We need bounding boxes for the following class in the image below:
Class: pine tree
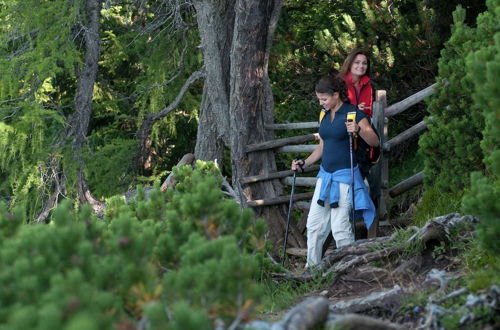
[0,1,202,216]
[0,0,81,217]
[461,0,500,256]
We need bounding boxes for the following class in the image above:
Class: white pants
[306,179,354,267]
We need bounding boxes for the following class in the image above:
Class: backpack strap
[318,109,329,124]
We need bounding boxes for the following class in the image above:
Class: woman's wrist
[299,159,306,172]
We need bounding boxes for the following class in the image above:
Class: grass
[412,185,463,227]
[399,287,433,314]
[461,237,500,292]
[386,147,425,222]
[258,272,333,321]
[368,227,424,258]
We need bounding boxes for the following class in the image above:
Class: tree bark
[71,0,104,213]
[34,0,104,222]
[193,0,300,250]
[193,0,234,162]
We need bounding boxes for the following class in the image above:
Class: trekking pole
[347,112,357,239]
[282,168,297,266]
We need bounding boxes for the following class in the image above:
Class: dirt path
[264,215,473,328]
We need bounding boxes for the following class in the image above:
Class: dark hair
[339,48,371,78]
[315,75,349,103]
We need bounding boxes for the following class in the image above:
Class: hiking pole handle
[347,111,358,138]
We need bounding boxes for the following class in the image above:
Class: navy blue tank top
[319,103,367,172]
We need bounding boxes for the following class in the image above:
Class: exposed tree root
[244,296,329,330]
[329,285,406,314]
[323,245,404,278]
[326,313,402,330]
[263,214,482,329]
[272,213,477,282]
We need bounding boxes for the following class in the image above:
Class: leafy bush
[0,162,268,329]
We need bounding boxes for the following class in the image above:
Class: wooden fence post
[368,91,388,237]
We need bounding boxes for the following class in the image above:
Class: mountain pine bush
[0,162,269,329]
[461,0,500,256]
[420,0,499,254]
[420,5,485,193]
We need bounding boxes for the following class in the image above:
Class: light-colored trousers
[306,178,354,267]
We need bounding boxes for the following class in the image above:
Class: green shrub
[461,0,500,257]
[419,5,486,193]
[0,162,267,329]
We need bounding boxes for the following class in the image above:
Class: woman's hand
[358,102,366,111]
[345,120,360,134]
[291,159,305,172]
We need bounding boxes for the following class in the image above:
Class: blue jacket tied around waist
[316,165,375,229]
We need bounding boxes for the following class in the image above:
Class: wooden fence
[242,83,438,237]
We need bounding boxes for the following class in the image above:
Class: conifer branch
[136,29,191,95]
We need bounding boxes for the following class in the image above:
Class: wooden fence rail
[277,145,317,153]
[282,176,317,187]
[389,171,424,198]
[245,133,319,153]
[240,165,320,184]
[385,83,437,117]
[383,118,430,152]
[246,192,314,207]
[264,122,318,130]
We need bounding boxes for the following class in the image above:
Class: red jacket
[343,73,373,118]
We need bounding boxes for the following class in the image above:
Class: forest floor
[257,214,499,329]
[262,250,460,326]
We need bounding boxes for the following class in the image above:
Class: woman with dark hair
[291,75,378,267]
[340,48,373,117]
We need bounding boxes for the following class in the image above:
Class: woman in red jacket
[340,49,373,118]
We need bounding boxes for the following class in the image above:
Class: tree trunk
[193,0,234,163]
[194,88,225,163]
[193,0,303,251]
[35,0,104,222]
[71,0,104,213]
